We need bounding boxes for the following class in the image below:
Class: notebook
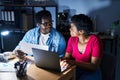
[32,48,67,72]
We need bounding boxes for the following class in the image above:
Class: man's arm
[57,35,66,58]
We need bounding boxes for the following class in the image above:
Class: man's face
[39,18,52,34]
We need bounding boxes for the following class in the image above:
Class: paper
[19,41,48,55]
[0,58,32,72]
[0,59,18,72]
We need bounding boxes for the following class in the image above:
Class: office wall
[58,0,120,35]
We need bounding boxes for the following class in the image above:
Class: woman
[61,14,103,80]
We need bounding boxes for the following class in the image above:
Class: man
[14,10,66,58]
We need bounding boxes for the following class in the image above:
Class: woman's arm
[63,53,102,71]
[75,57,101,71]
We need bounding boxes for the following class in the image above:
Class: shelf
[0,1,58,31]
[0,1,57,7]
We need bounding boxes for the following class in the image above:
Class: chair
[101,53,116,80]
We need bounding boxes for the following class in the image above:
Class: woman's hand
[60,60,69,69]
[60,59,76,69]
[66,59,76,66]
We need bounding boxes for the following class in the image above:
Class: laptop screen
[32,48,62,72]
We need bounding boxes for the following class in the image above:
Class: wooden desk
[0,62,76,80]
[0,58,17,80]
[0,58,28,80]
[27,64,76,80]
[0,72,17,80]
[0,72,29,80]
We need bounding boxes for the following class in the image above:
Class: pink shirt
[66,35,103,63]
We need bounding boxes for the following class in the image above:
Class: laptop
[32,48,67,72]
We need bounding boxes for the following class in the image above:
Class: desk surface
[27,64,76,80]
[0,58,20,80]
[0,60,76,80]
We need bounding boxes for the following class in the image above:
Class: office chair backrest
[101,53,116,80]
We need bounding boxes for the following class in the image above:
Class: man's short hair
[35,10,52,23]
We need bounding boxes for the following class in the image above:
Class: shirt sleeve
[57,34,66,58]
[21,31,31,42]
[92,37,103,58]
[13,28,36,52]
[13,31,30,52]
[66,37,73,54]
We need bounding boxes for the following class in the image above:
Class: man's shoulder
[51,28,62,35]
[51,28,65,39]
[23,27,39,37]
[29,27,39,31]
[26,27,39,33]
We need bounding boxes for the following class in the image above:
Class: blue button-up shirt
[15,27,66,58]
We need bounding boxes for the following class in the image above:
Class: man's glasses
[40,22,52,27]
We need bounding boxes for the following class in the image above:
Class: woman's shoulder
[89,34,102,43]
[90,34,101,40]
[69,36,79,41]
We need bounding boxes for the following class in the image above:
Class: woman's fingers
[60,60,70,68]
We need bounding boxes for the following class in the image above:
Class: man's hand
[15,50,34,63]
[15,50,26,60]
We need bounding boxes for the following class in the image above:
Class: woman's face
[70,23,79,37]
[39,18,52,34]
